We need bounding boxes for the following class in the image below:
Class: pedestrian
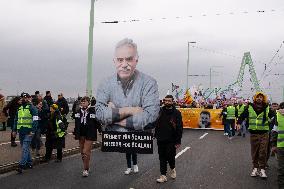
[56,93,69,128]
[236,99,247,137]
[44,91,54,107]
[221,101,237,139]
[90,97,102,135]
[95,38,160,175]
[44,104,66,162]
[237,92,275,178]
[12,93,38,173]
[71,96,81,119]
[0,93,8,131]
[73,96,100,177]
[219,102,228,135]
[31,98,43,156]
[3,96,22,147]
[155,95,183,183]
[271,102,284,188]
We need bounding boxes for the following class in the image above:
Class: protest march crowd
[1,38,284,188]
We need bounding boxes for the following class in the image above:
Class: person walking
[237,92,275,178]
[271,102,284,188]
[0,93,8,131]
[12,93,38,173]
[44,104,66,162]
[73,96,100,177]
[3,96,22,147]
[155,95,183,183]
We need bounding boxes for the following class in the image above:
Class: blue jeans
[225,119,235,137]
[19,134,32,166]
[31,128,41,150]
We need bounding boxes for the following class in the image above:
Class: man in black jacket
[155,95,183,183]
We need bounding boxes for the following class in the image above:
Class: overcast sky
[0,0,283,101]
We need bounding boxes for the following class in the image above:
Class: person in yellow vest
[44,104,66,162]
[221,101,237,139]
[236,99,247,137]
[271,102,284,188]
[237,92,275,179]
[12,93,39,173]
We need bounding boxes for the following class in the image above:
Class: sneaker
[242,134,246,137]
[224,133,228,136]
[156,175,167,183]
[16,165,23,174]
[26,164,33,169]
[124,168,132,175]
[237,133,241,136]
[11,142,17,147]
[82,170,89,177]
[169,168,176,179]
[259,169,267,179]
[250,168,259,177]
[133,165,139,173]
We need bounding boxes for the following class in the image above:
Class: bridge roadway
[0,130,278,189]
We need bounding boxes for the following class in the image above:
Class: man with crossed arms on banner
[95,38,160,175]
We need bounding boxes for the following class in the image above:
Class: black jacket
[155,106,183,144]
[56,97,69,115]
[73,107,100,140]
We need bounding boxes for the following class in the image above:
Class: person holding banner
[73,96,100,177]
[155,95,183,183]
[95,38,160,175]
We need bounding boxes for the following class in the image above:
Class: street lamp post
[86,0,95,98]
[187,41,196,90]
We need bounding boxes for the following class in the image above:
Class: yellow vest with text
[17,105,32,130]
[226,106,236,120]
[277,112,284,148]
[248,105,269,131]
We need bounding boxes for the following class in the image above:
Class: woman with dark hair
[73,96,100,177]
[3,96,22,146]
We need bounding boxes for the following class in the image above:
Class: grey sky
[0,0,283,101]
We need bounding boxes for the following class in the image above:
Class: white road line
[199,132,208,140]
[175,147,191,159]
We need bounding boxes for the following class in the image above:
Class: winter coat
[0,96,8,122]
[56,97,69,116]
[73,106,100,141]
[155,106,183,144]
[45,110,65,149]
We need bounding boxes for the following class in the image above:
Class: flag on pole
[171,83,180,92]
[183,89,193,104]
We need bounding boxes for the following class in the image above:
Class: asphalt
[0,123,101,173]
[0,130,278,189]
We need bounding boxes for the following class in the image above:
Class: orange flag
[183,89,193,104]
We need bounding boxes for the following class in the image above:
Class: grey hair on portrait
[115,38,139,57]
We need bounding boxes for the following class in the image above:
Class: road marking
[175,147,190,159]
[199,132,208,139]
